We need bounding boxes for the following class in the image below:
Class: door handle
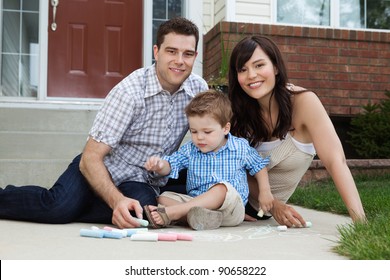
[51,0,59,31]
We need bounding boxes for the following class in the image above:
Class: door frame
[0,0,203,109]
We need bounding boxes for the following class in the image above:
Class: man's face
[154,32,198,93]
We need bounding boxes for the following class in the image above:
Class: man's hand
[270,199,306,227]
[112,196,144,229]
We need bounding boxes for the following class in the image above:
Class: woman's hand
[270,199,306,227]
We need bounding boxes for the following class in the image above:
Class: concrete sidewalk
[0,206,351,260]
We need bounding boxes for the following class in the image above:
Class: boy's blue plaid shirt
[163,133,270,204]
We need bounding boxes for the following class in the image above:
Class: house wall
[235,0,272,23]
[202,0,214,33]
[203,22,390,116]
[214,0,227,25]
[203,0,272,34]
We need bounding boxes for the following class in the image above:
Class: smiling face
[188,114,230,153]
[237,46,278,102]
[153,32,197,93]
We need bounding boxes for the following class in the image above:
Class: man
[0,17,208,229]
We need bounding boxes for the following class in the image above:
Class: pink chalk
[157,233,177,241]
[167,232,193,241]
[176,233,193,241]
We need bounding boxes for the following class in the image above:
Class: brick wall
[300,159,390,185]
[203,22,390,116]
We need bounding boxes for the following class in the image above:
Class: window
[277,0,330,26]
[1,0,39,97]
[363,0,390,29]
[276,0,390,30]
[152,0,184,62]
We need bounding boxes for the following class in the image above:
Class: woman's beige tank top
[250,134,316,209]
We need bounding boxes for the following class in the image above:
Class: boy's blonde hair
[185,90,232,127]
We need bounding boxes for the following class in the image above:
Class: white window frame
[274,0,390,31]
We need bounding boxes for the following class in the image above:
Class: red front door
[47,0,143,98]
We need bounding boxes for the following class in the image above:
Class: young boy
[144,90,272,230]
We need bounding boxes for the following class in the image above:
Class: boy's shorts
[159,182,245,227]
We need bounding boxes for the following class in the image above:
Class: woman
[228,35,366,226]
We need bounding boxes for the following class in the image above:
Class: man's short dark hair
[156,17,199,51]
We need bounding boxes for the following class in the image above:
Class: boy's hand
[259,190,274,213]
[144,156,163,172]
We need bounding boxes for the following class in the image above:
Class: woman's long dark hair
[229,35,293,146]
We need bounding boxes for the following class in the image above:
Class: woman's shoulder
[289,84,321,106]
[287,83,314,94]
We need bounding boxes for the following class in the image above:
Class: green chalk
[135,218,149,227]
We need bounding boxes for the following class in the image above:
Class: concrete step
[1,107,97,187]
[1,132,88,159]
[0,159,71,188]
[0,108,96,133]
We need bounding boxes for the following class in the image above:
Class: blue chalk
[80,229,104,238]
[125,228,148,237]
[102,230,123,239]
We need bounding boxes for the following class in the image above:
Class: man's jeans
[0,154,160,224]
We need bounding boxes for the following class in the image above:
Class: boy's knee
[210,183,228,194]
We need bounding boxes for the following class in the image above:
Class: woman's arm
[294,91,366,222]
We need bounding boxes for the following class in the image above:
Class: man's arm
[79,138,143,228]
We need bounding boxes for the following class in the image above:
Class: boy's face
[188,114,230,153]
[154,32,197,93]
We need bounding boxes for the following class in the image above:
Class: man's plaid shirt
[89,64,208,193]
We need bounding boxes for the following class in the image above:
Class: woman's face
[237,46,278,101]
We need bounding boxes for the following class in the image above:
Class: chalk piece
[103,230,123,239]
[90,226,100,231]
[277,225,287,231]
[257,209,264,218]
[175,233,193,241]
[305,221,312,228]
[102,226,127,237]
[80,229,104,238]
[115,229,128,237]
[124,228,149,237]
[135,218,149,227]
[158,233,177,241]
[168,232,193,241]
[130,233,158,241]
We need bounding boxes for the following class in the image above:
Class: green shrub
[348,90,390,158]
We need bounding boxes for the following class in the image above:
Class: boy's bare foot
[143,205,172,228]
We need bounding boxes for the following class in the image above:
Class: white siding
[235,0,272,23]
[203,0,214,33]
[202,0,273,33]
[214,0,227,24]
